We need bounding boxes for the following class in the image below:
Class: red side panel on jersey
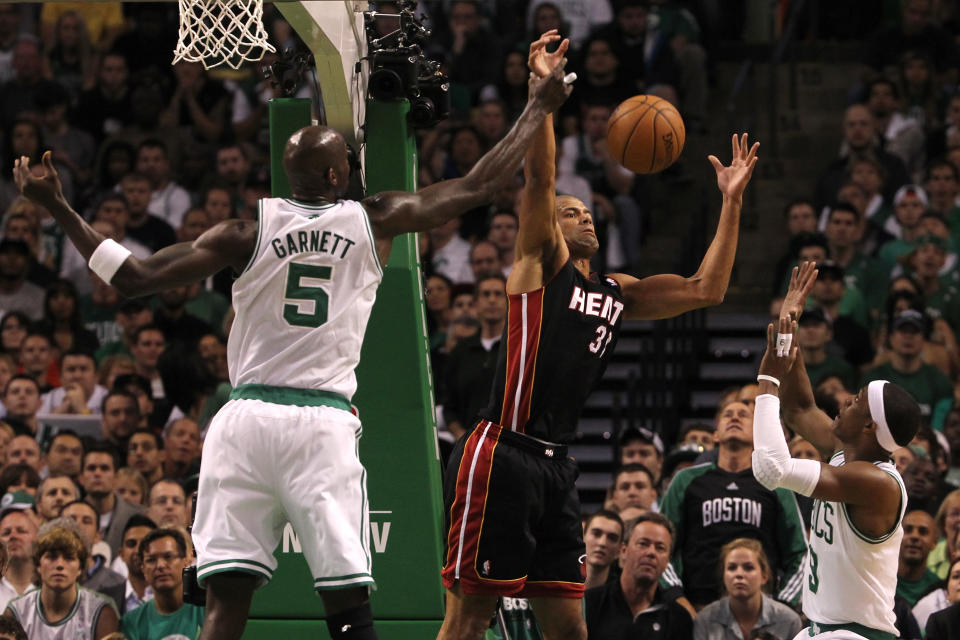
[499,289,545,434]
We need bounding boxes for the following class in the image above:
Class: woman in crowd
[924,555,960,639]
[38,279,99,354]
[3,525,118,637]
[0,313,30,359]
[114,467,148,506]
[694,538,802,640]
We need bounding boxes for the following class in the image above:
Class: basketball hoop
[173,0,276,70]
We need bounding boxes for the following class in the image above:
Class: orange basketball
[606,95,686,174]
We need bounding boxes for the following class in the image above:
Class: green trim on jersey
[239,201,265,276]
[839,467,906,544]
[808,620,897,639]
[283,198,339,210]
[229,384,352,410]
[359,204,384,278]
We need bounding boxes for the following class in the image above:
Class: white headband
[868,380,899,453]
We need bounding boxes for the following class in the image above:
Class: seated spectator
[39,350,106,415]
[95,298,152,364]
[100,390,141,450]
[5,438,42,476]
[526,0,611,48]
[2,206,57,288]
[865,76,925,181]
[120,527,203,639]
[114,468,147,508]
[796,306,857,391]
[145,480,188,530]
[17,331,58,394]
[0,239,45,321]
[905,455,946,516]
[694,537,802,640]
[677,423,714,450]
[196,334,228,384]
[126,431,163,488]
[41,10,97,104]
[876,285,957,377]
[2,376,41,436]
[648,0,707,125]
[79,444,145,558]
[0,507,38,609]
[3,522,119,636]
[34,475,79,524]
[161,419,201,481]
[162,61,230,144]
[114,373,173,432]
[583,509,623,590]
[44,430,83,481]
[897,510,942,606]
[609,463,658,512]
[111,514,157,609]
[815,104,910,209]
[80,272,123,349]
[915,552,960,630]
[0,313,28,361]
[37,280,99,355]
[878,184,930,266]
[560,34,638,126]
[97,355,135,391]
[487,211,518,276]
[585,512,692,639]
[928,489,960,578]
[899,50,944,134]
[921,555,960,638]
[862,309,954,418]
[136,139,190,230]
[58,504,125,611]
[478,50,528,122]
[900,234,960,338]
[618,427,664,486]
[151,287,213,351]
[118,173,177,254]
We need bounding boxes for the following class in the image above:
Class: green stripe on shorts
[230,384,351,410]
[809,621,897,640]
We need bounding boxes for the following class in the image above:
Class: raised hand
[708,133,759,200]
[13,151,65,208]
[781,261,819,323]
[528,29,569,78]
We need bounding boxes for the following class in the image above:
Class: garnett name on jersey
[271,229,357,260]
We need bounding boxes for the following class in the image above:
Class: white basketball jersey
[228,198,383,400]
[8,587,112,639]
[802,452,906,635]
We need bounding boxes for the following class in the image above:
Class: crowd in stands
[3,0,960,639]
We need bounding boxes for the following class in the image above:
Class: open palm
[709,133,759,199]
[528,29,569,78]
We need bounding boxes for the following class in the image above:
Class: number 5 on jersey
[283,262,332,328]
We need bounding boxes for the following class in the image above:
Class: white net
[173,0,276,70]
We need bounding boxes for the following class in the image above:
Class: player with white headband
[752,261,921,640]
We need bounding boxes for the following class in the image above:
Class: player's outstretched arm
[610,134,759,320]
[776,262,839,459]
[512,30,571,292]
[362,64,572,247]
[14,152,255,297]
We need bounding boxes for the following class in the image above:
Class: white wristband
[757,374,780,387]
[88,239,132,284]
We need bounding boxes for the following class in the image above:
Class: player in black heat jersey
[438,30,760,640]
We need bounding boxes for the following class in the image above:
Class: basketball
[606,95,686,174]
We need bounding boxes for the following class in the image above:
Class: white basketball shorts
[192,397,373,591]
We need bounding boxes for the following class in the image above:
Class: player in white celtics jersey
[751,262,921,640]
[12,66,572,640]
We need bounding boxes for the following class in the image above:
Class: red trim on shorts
[519,580,585,599]
[499,289,544,433]
[441,422,526,595]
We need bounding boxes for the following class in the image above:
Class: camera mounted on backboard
[363,0,450,129]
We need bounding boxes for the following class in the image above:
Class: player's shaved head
[283,125,351,202]
[556,194,588,213]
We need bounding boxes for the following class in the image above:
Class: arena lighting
[363,0,450,128]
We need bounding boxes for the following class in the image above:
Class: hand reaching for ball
[529,29,569,78]
[709,133,759,201]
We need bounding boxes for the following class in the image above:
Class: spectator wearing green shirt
[797,306,857,391]
[901,232,960,338]
[121,528,203,640]
[807,261,875,370]
[878,184,929,269]
[897,511,942,606]
[823,201,886,313]
[862,309,954,418]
